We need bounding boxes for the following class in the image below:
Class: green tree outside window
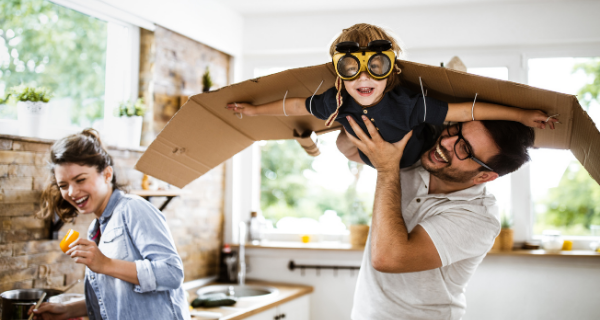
[0,0,107,126]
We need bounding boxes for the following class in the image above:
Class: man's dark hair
[480,120,535,177]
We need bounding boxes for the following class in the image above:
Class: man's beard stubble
[421,145,481,184]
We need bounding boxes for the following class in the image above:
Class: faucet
[238,221,246,286]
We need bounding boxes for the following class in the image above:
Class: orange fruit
[60,229,79,253]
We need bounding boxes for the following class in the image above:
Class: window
[0,0,107,128]
[259,131,376,236]
[528,57,600,236]
[253,67,375,236]
[0,0,140,141]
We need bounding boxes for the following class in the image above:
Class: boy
[227,23,556,168]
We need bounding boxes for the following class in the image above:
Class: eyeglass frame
[446,122,494,172]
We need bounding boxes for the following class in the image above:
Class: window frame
[0,0,152,141]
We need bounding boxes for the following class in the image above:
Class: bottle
[218,244,237,283]
[249,211,265,244]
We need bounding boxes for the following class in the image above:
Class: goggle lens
[337,56,360,78]
[368,54,391,77]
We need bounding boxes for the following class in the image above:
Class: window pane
[528,57,600,236]
[467,67,508,81]
[0,0,107,128]
[259,131,376,232]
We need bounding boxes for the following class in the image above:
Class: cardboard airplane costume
[135,61,600,189]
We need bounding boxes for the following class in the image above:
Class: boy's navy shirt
[306,85,448,168]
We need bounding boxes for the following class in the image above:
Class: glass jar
[541,230,564,252]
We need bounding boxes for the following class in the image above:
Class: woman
[32,129,190,320]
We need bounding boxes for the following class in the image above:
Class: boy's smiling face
[344,71,387,106]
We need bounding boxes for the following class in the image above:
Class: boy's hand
[520,109,559,129]
[226,102,257,116]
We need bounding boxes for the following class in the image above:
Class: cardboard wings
[135,60,600,188]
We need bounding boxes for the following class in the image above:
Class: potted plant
[0,84,52,138]
[492,213,514,251]
[114,98,146,148]
[202,67,213,93]
[348,201,370,247]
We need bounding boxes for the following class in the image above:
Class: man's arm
[345,115,442,273]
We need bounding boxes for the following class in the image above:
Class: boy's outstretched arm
[226,98,310,117]
[445,101,559,129]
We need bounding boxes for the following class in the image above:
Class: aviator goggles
[332,40,396,81]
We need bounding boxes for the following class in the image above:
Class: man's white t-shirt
[351,163,501,320]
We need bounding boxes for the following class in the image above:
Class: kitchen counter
[187,280,313,320]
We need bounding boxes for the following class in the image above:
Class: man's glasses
[446,123,494,172]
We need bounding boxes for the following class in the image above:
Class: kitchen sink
[196,285,279,300]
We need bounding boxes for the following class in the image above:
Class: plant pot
[117,116,143,148]
[499,228,514,251]
[17,101,49,138]
[349,224,369,247]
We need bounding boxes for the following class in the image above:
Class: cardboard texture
[135,60,600,188]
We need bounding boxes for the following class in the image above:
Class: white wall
[246,249,600,320]
[241,0,600,79]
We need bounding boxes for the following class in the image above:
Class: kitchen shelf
[131,189,190,211]
[487,249,600,258]
[232,241,365,251]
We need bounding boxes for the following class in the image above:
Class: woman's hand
[225,102,257,117]
[29,302,69,320]
[520,109,559,129]
[66,238,111,274]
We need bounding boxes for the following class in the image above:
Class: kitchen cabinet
[243,295,310,320]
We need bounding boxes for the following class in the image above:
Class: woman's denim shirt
[84,190,190,320]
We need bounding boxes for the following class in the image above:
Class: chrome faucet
[238,221,246,286]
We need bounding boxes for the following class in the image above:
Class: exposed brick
[1,216,47,230]
[12,141,51,152]
[0,176,33,190]
[2,229,46,243]
[0,164,48,177]
[0,203,36,217]
[0,279,33,292]
[0,266,37,283]
[33,177,47,191]
[0,139,12,150]
[37,275,66,288]
[0,150,47,165]
[0,190,41,204]
[26,251,71,267]
[48,261,83,278]
[0,256,28,272]
[0,243,12,257]
[13,240,61,256]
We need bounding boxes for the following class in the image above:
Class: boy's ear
[473,171,498,185]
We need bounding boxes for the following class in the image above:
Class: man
[341,115,535,319]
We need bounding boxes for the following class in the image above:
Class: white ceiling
[217,0,567,15]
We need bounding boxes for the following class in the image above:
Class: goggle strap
[325,77,344,127]
[419,77,427,122]
[309,79,325,116]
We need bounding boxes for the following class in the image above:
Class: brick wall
[0,135,225,294]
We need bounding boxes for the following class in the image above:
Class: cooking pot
[0,289,62,320]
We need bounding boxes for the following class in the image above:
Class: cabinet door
[276,295,310,320]
[244,307,278,320]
